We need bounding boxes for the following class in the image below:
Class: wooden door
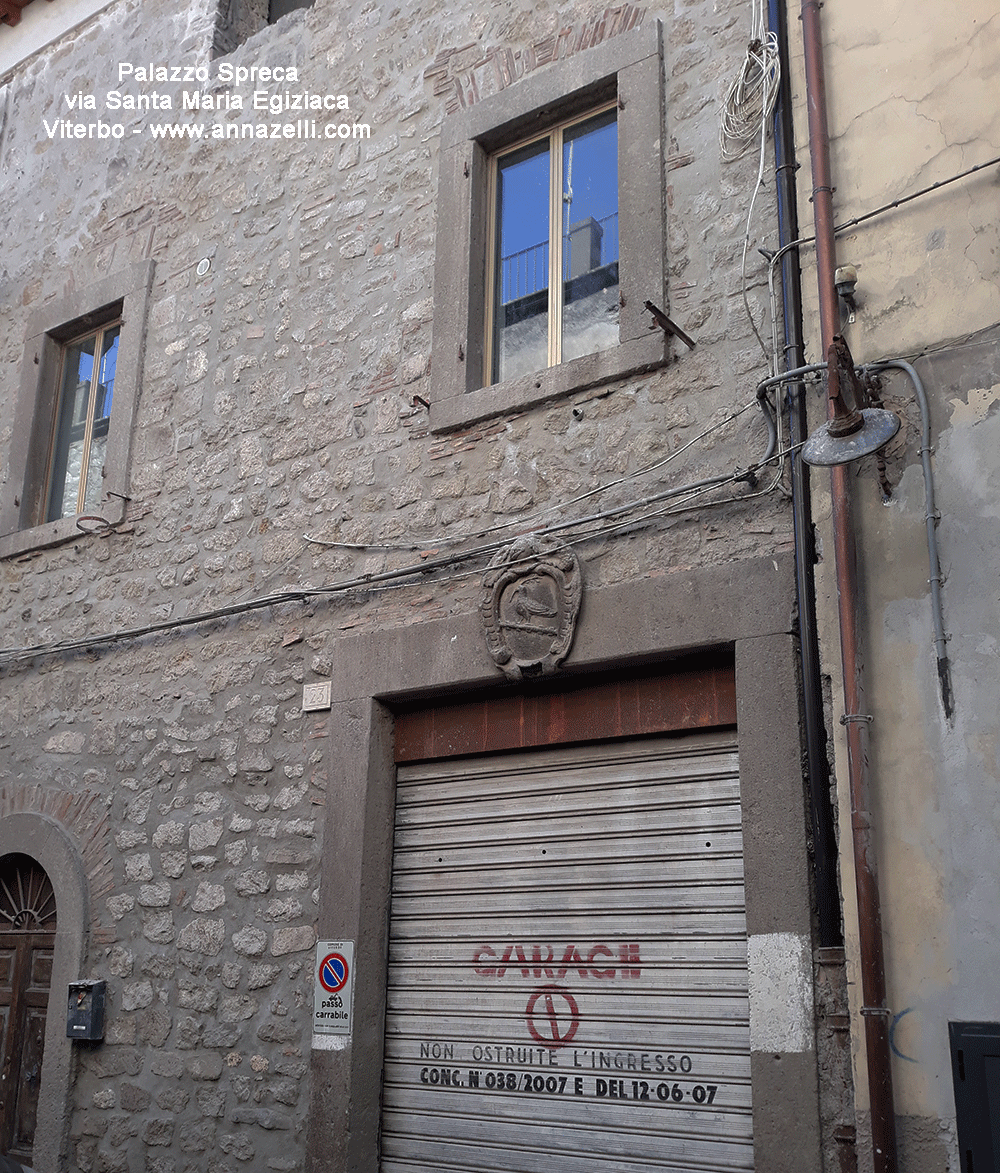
[0,855,57,1166]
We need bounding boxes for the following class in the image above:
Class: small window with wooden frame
[45,313,122,523]
[487,104,619,385]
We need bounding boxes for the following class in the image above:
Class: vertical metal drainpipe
[766,0,842,951]
[798,2,899,1171]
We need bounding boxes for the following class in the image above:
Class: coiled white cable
[720,1,780,163]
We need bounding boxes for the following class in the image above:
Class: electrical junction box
[66,979,106,1040]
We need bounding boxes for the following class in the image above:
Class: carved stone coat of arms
[480,536,582,679]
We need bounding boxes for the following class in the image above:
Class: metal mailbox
[66,979,106,1041]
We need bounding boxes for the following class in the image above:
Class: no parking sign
[313,940,355,1037]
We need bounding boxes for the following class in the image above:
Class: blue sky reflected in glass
[492,109,618,382]
[97,328,120,418]
[562,109,617,259]
[496,110,618,303]
[497,139,550,301]
[75,350,94,385]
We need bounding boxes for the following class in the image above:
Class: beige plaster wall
[787,2,1000,1169]
[788,0,999,364]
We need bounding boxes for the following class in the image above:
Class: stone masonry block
[120,980,154,1011]
[187,1052,225,1081]
[233,926,268,957]
[191,882,227,912]
[270,926,316,956]
[189,818,224,851]
[177,918,226,956]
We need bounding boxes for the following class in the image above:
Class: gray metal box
[67,979,106,1041]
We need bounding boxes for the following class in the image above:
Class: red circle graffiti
[525,985,580,1047]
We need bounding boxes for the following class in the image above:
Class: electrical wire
[0,410,788,669]
[720,1,781,377]
[7,119,988,674]
[306,438,806,605]
[831,153,1000,238]
[324,3,985,571]
[739,108,777,370]
[874,322,1000,368]
[720,2,780,164]
[717,0,784,500]
[302,398,761,552]
[765,153,1000,365]
[863,359,953,718]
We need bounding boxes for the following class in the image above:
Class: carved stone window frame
[429,21,669,433]
[0,259,153,560]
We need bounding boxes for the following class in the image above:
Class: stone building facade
[0,0,993,1170]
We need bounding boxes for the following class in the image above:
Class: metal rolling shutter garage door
[381,729,752,1172]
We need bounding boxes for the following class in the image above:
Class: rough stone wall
[213,1,271,60]
[1,621,325,1172]
[0,0,803,1170]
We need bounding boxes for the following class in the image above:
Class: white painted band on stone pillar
[312,1033,349,1051]
[747,932,813,1053]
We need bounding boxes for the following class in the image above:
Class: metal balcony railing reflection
[500,213,619,304]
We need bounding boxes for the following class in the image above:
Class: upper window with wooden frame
[489,104,619,385]
[430,21,668,433]
[45,315,121,523]
[0,260,153,560]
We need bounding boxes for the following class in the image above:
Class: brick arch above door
[0,786,113,944]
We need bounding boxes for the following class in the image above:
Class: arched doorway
[0,854,57,1166]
